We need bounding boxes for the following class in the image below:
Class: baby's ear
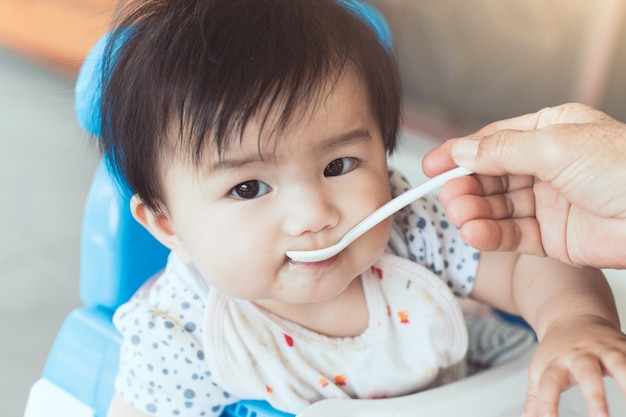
[130,195,193,263]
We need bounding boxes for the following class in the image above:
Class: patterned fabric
[113,258,236,417]
[387,169,478,297]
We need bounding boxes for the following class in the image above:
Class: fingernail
[451,138,479,161]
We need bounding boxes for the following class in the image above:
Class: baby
[97,1,626,417]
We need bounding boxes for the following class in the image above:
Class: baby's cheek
[195,249,269,299]
[365,218,393,257]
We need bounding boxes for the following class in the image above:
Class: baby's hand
[524,315,626,417]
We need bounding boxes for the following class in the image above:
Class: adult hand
[422,103,626,269]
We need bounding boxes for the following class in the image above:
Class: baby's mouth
[287,253,340,269]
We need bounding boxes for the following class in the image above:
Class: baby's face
[160,72,392,316]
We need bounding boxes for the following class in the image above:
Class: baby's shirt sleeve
[387,169,480,297]
[112,276,238,417]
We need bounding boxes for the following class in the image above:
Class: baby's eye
[324,157,359,177]
[229,180,272,199]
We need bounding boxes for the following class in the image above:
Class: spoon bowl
[286,167,472,262]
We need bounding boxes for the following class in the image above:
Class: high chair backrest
[75,33,170,313]
[79,160,170,311]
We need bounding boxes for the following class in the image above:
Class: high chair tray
[297,346,626,417]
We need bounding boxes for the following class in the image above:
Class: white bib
[202,253,468,414]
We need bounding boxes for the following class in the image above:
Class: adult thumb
[450,129,545,177]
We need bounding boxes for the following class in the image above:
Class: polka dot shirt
[387,169,478,297]
[113,266,237,416]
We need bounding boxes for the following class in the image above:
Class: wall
[0,0,115,74]
[371,0,626,129]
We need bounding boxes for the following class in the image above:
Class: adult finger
[459,218,546,257]
[424,103,603,178]
[445,188,536,226]
[422,139,458,177]
[438,174,534,206]
[532,180,572,265]
[449,128,559,178]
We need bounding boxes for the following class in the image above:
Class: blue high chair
[23,2,393,417]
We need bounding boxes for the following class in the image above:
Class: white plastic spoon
[286,166,472,263]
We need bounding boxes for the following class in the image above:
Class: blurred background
[371,0,626,129]
[2,0,626,416]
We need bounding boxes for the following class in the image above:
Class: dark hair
[100,0,402,212]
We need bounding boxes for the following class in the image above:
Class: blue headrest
[340,0,393,51]
[75,33,107,137]
[74,1,393,138]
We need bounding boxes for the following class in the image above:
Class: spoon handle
[287,167,472,262]
[341,167,472,245]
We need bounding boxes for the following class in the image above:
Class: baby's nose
[282,189,339,237]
